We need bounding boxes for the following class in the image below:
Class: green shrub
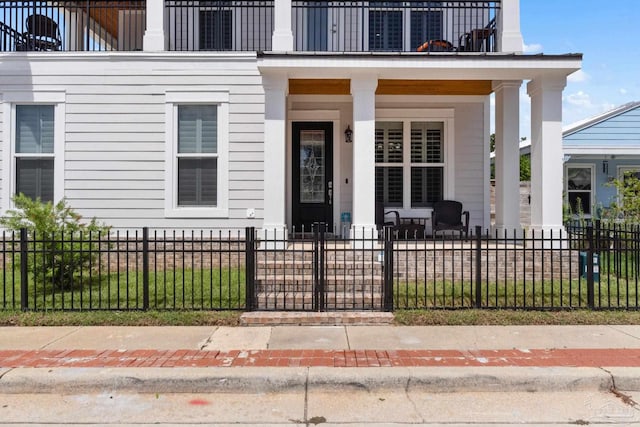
[0,194,110,290]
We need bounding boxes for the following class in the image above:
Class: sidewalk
[1,324,640,394]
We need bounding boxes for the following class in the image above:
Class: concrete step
[253,292,384,311]
[240,311,394,325]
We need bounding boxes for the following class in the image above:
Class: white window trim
[375,108,455,212]
[564,163,595,218]
[164,90,229,218]
[1,91,66,214]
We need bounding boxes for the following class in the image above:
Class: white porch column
[272,0,294,51]
[527,75,567,236]
[497,0,523,53]
[350,75,378,242]
[493,80,522,236]
[143,0,166,51]
[262,73,289,244]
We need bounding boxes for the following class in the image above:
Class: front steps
[254,249,386,311]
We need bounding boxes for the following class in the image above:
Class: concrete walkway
[2,324,640,425]
[1,324,640,394]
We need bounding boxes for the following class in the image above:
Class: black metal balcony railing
[1,0,146,52]
[165,0,275,52]
[1,1,500,53]
[293,0,500,53]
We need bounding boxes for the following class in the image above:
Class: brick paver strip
[0,349,639,368]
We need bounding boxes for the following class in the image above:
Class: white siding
[0,55,265,230]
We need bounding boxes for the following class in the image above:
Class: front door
[292,122,334,232]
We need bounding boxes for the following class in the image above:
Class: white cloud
[565,90,593,108]
[619,88,628,95]
[523,42,543,54]
[567,69,590,83]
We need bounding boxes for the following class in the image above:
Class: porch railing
[293,0,500,53]
[2,1,500,53]
[1,0,146,52]
[3,221,637,312]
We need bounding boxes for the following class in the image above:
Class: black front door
[292,122,333,231]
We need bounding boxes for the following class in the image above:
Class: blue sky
[515,0,640,139]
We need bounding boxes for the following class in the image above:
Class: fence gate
[249,223,391,312]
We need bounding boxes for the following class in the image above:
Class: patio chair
[431,200,470,238]
[375,201,400,237]
[21,14,62,51]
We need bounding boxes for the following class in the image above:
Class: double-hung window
[165,91,228,218]
[375,112,452,210]
[15,105,55,202]
[177,105,218,206]
[2,92,65,213]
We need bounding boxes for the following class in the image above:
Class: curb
[1,366,636,394]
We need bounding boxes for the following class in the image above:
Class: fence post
[312,223,319,311]
[245,227,256,311]
[474,225,482,309]
[318,222,326,312]
[586,225,595,309]
[20,228,28,311]
[383,226,394,312]
[142,227,149,311]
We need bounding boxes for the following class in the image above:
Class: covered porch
[258,53,582,243]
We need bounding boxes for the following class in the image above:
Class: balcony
[1,1,501,53]
[0,1,146,52]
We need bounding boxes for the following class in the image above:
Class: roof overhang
[564,147,640,157]
[258,52,583,81]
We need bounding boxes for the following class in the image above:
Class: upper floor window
[199,8,233,50]
[15,105,55,202]
[369,1,443,51]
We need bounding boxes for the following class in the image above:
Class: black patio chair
[375,201,400,238]
[20,14,62,51]
[431,200,470,238]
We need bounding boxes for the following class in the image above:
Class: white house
[0,0,581,240]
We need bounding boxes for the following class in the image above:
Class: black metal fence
[1,221,639,312]
[1,0,146,52]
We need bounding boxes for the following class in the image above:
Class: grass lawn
[394,276,639,310]
[0,267,246,311]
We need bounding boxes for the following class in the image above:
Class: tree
[490,134,530,181]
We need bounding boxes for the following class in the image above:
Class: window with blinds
[375,120,445,209]
[375,122,404,207]
[15,105,54,202]
[177,105,218,206]
[411,122,444,207]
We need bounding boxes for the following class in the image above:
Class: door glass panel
[300,130,325,203]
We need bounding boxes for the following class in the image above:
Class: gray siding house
[0,1,581,240]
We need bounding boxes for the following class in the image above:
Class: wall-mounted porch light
[603,160,609,175]
[344,125,353,143]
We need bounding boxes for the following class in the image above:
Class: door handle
[328,181,333,205]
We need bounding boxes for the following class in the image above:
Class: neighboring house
[563,101,640,217]
[0,0,581,239]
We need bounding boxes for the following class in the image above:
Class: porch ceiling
[64,2,143,40]
[259,53,583,81]
[289,79,493,95]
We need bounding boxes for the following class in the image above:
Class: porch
[0,0,509,53]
